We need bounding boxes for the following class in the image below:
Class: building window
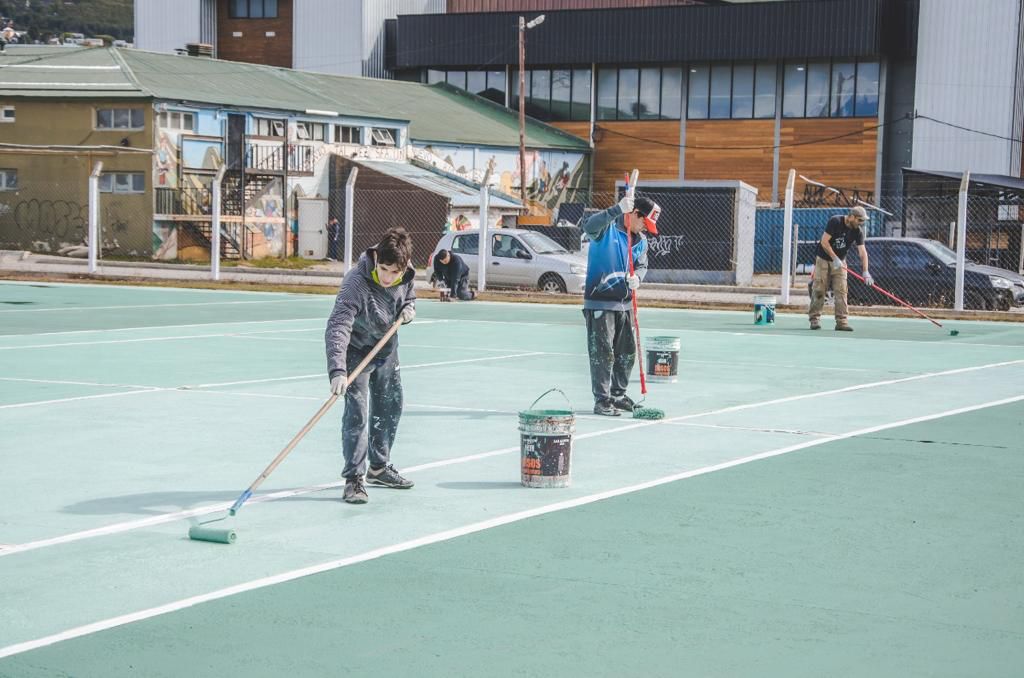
[437,69,507,106]
[805,62,830,117]
[661,67,682,120]
[753,62,776,119]
[96,108,144,130]
[446,70,467,90]
[855,61,880,117]
[466,71,486,95]
[638,67,660,120]
[708,64,731,119]
[783,62,805,118]
[296,121,326,141]
[254,117,285,137]
[370,128,397,146]
[571,69,591,121]
[335,125,361,144]
[596,68,617,121]
[551,69,571,121]
[831,62,856,117]
[427,69,444,85]
[157,111,195,131]
[230,0,278,19]
[99,172,145,194]
[687,64,709,119]
[731,63,754,119]
[616,68,638,119]
[0,169,17,190]
[0,106,14,123]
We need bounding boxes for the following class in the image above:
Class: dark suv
[810,238,1024,311]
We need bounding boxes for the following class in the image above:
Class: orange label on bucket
[521,456,542,475]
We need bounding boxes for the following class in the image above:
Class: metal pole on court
[781,168,796,304]
[211,165,226,281]
[344,167,358,275]
[954,170,970,311]
[88,161,103,274]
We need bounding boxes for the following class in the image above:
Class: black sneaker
[593,399,621,416]
[835,324,854,332]
[367,464,414,489]
[343,476,368,504]
[611,395,635,412]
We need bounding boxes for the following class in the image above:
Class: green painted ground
[1,281,1023,677]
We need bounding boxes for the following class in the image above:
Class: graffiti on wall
[0,198,87,250]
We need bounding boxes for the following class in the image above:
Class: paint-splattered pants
[341,349,403,479]
[583,309,636,403]
[808,256,849,325]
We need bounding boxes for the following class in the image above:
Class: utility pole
[518,14,544,210]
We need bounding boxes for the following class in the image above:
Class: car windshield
[518,231,568,254]
[917,240,959,266]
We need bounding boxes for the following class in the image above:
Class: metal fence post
[780,169,796,304]
[344,168,358,274]
[478,160,495,293]
[211,165,226,281]
[954,170,970,311]
[87,161,103,273]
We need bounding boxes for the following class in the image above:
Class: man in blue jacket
[581,193,661,416]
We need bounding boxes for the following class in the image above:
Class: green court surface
[1,280,1022,677]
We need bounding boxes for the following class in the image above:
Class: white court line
[0,351,549,408]
[0,299,319,314]
[0,377,153,390]
[0,389,164,410]
[0,321,444,349]
[0,317,327,339]
[2,393,1022,659]
[4,357,1021,557]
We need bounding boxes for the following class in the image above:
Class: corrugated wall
[135,0,203,53]
[363,0,446,78]
[913,0,1023,174]
[292,0,444,78]
[293,0,364,76]
[446,0,702,11]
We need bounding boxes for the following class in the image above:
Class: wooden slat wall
[547,121,590,142]
[217,0,293,68]
[779,118,878,197]
[592,120,680,197]
[684,120,776,200]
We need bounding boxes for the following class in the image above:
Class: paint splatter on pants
[341,349,403,479]
[583,308,636,403]
[808,256,849,324]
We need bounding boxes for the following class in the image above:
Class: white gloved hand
[863,271,874,287]
[400,304,416,324]
[330,375,347,396]
[617,194,635,216]
[626,274,640,290]
[832,257,845,270]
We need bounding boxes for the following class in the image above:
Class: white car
[430,228,587,294]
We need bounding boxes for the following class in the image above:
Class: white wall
[293,0,364,76]
[134,0,203,53]
[913,0,1023,174]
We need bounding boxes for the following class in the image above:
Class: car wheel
[539,273,567,294]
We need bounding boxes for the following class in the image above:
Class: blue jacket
[582,204,648,311]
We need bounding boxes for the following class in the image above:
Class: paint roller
[188,318,405,544]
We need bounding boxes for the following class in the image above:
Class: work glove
[617,194,634,216]
[832,257,845,270]
[863,271,874,287]
[626,274,640,290]
[400,304,416,324]
[329,375,347,396]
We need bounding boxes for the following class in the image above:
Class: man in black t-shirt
[430,249,475,300]
[809,206,873,331]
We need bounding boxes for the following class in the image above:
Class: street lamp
[518,13,545,209]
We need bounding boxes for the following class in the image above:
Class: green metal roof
[0,46,588,151]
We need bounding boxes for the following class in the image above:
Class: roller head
[632,406,665,420]
[188,525,237,544]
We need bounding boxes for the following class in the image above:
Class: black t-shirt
[432,252,469,289]
[816,215,864,261]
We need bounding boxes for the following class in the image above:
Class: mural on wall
[413,145,589,219]
[154,131,178,189]
[445,213,472,232]
[181,138,223,171]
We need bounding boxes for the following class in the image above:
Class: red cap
[636,199,661,235]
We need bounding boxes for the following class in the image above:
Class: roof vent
[185,43,214,58]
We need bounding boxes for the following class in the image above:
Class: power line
[915,114,1024,145]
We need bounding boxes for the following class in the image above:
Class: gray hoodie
[325,247,416,381]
